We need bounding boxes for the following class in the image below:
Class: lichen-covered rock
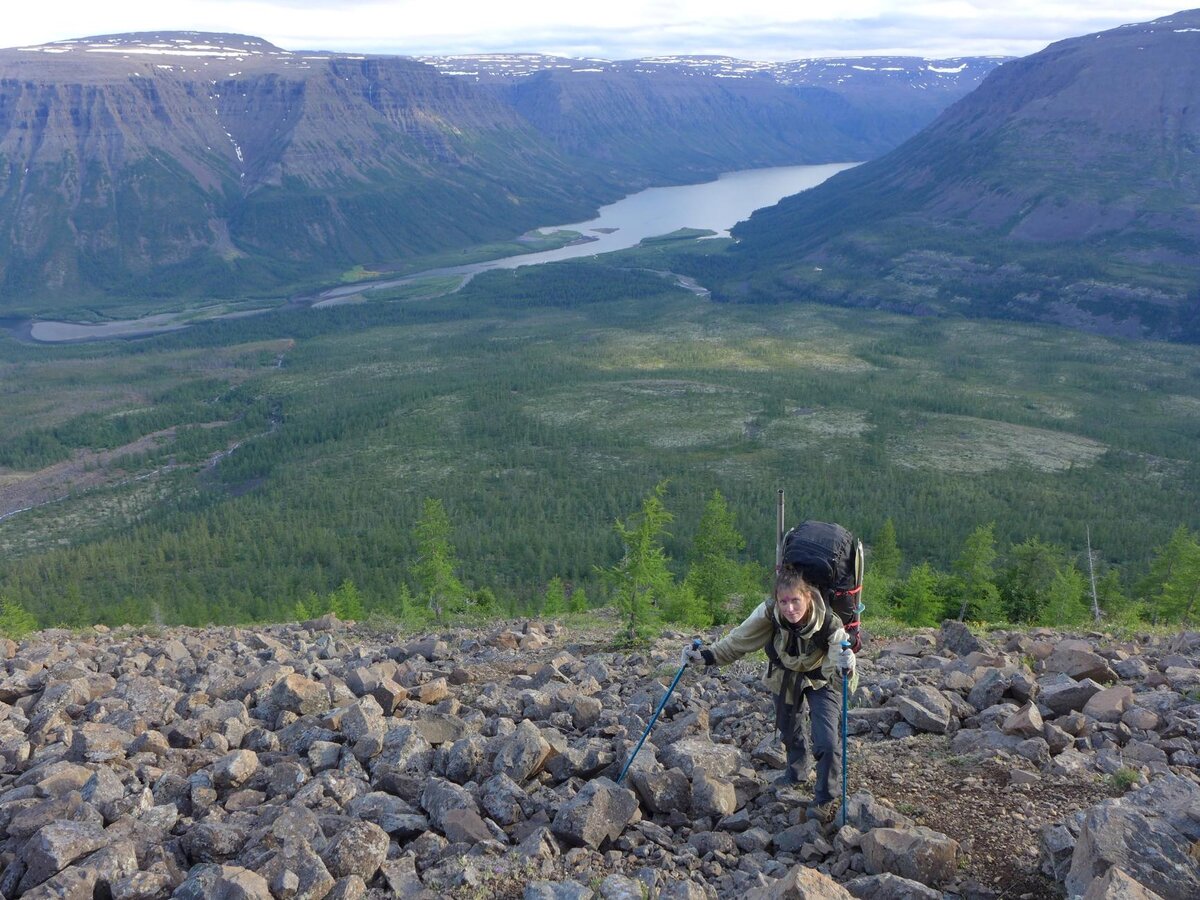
[321,819,389,881]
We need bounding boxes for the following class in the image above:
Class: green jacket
[706,597,853,701]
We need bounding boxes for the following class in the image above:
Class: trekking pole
[617,638,701,785]
[840,638,850,828]
[775,489,785,572]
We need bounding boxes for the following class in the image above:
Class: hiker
[682,564,855,823]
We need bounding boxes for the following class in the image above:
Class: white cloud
[2,1,1188,60]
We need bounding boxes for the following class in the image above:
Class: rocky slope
[726,10,1200,342]
[0,33,1002,312]
[0,614,1197,899]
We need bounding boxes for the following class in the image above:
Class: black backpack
[780,520,864,652]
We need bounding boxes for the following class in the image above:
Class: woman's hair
[774,565,817,603]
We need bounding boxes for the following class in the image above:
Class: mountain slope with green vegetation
[0,33,1004,315]
[1,247,1196,628]
[0,34,616,313]
[721,10,1200,342]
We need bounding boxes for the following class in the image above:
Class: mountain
[420,54,1007,181]
[0,33,616,309]
[724,11,1200,342]
[0,33,1003,312]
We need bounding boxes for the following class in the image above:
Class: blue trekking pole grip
[617,638,701,785]
[840,638,850,828]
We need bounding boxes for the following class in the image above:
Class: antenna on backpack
[775,489,785,573]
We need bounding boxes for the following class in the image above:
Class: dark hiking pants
[781,682,842,805]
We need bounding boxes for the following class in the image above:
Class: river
[12,162,855,342]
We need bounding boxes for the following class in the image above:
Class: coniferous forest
[1,243,1198,635]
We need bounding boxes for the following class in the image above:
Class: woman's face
[775,587,812,624]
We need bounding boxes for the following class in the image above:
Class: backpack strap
[763,602,781,676]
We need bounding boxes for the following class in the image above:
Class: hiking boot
[773,768,813,788]
[806,799,839,825]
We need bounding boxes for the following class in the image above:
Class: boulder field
[0,616,1197,899]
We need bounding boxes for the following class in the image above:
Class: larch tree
[685,489,758,625]
[604,481,675,643]
[953,523,1002,623]
[412,498,467,622]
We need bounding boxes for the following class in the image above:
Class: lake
[17,162,855,341]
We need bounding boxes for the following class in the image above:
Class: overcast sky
[5,2,1191,60]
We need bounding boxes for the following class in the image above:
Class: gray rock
[847,708,901,735]
[19,820,109,892]
[845,792,914,831]
[326,875,367,900]
[1040,821,1078,881]
[688,830,736,856]
[212,749,259,790]
[967,669,1011,712]
[370,724,433,784]
[1002,701,1044,738]
[1066,775,1200,900]
[269,675,331,718]
[1043,643,1117,683]
[1081,867,1167,899]
[843,871,943,899]
[493,719,554,782]
[598,873,647,900]
[444,733,486,783]
[1081,685,1133,723]
[69,722,133,763]
[1040,676,1104,716]
[551,777,639,850]
[481,772,529,826]
[412,710,467,745]
[890,686,953,734]
[379,858,438,899]
[570,696,603,731]
[111,871,173,900]
[420,777,479,833]
[660,736,742,777]
[691,770,737,818]
[261,839,335,900]
[346,792,429,839]
[745,862,854,898]
[630,765,691,815]
[321,819,389,881]
[938,621,989,657]
[524,880,595,900]
[860,826,960,888]
[181,821,248,863]
[545,739,615,782]
[171,863,273,900]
